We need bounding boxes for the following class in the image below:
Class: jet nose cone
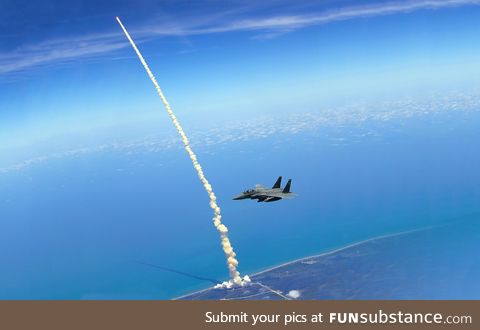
[232,194,244,200]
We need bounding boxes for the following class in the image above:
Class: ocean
[0,108,479,299]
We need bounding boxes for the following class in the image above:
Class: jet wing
[257,192,296,199]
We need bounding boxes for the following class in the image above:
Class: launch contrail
[116,17,249,287]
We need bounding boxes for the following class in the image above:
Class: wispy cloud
[161,0,480,39]
[2,89,479,174]
[203,0,480,34]
[0,34,127,74]
[1,0,479,75]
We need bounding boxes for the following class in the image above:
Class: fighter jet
[233,176,295,203]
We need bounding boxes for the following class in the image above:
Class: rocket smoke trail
[116,17,249,287]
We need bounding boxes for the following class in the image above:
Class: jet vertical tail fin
[272,176,282,189]
[282,179,292,193]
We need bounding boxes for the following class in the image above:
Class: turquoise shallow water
[0,111,479,299]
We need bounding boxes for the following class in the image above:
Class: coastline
[173,225,438,300]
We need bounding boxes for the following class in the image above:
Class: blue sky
[2,0,480,150]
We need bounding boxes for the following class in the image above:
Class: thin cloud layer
[1,89,479,174]
[1,0,479,75]
[0,34,126,74]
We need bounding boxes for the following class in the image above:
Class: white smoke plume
[116,17,249,287]
[287,290,301,299]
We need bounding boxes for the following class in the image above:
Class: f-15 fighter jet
[233,176,295,203]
